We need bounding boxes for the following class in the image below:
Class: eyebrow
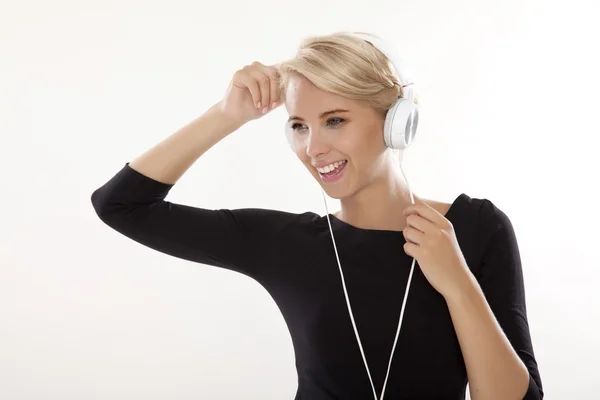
[287,109,350,123]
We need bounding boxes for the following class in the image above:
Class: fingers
[267,65,281,109]
[243,62,281,113]
[249,62,268,111]
[234,68,261,108]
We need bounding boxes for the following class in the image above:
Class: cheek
[344,128,381,163]
[367,122,386,147]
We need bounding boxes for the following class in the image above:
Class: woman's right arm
[127,102,245,185]
[90,62,291,280]
[127,60,282,184]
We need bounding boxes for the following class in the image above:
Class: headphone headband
[345,32,416,101]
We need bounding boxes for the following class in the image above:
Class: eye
[326,117,345,127]
[290,117,345,131]
[290,122,305,131]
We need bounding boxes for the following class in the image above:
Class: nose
[304,128,331,158]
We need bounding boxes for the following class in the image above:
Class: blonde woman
[92,32,543,399]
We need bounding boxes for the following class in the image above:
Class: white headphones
[284,32,420,155]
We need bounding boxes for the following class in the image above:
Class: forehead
[284,75,355,116]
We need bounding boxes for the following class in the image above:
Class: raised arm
[126,61,282,184]
[91,62,290,280]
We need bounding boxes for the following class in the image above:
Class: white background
[1,0,598,398]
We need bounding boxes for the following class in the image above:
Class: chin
[313,174,354,200]
[322,190,346,200]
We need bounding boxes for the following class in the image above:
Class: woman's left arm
[403,201,544,400]
[445,261,539,399]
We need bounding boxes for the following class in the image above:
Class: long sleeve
[91,163,297,281]
[476,200,544,399]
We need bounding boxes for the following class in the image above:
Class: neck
[336,161,423,232]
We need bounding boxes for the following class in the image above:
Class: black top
[91,163,543,399]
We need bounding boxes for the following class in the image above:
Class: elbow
[91,187,117,222]
[522,373,544,400]
[91,188,105,218]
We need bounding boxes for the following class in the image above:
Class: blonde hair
[277,31,420,118]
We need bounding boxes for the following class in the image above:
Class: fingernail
[257,102,261,109]
[261,106,268,114]
[271,101,277,109]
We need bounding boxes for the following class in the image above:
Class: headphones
[284,32,420,157]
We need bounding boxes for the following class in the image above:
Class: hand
[402,202,472,300]
[218,61,282,126]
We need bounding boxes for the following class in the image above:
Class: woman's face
[284,75,390,199]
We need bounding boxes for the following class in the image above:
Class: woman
[91,31,543,399]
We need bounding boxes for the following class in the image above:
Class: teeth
[317,160,347,174]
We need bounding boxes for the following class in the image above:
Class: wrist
[210,101,248,132]
[443,268,479,305]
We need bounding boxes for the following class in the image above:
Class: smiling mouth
[317,160,348,181]
[316,160,348,175]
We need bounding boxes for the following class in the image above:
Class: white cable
[320,154,415,400]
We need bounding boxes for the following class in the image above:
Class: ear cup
[346,32,420,152]
[383,97,419,150]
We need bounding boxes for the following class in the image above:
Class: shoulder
[224,207,314,239]
[422,193,490,222]
[246,208,332,238]
[431,193,510,230]
[233,208,351,237]
[469,194,514,235]
[427,193,516,267]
